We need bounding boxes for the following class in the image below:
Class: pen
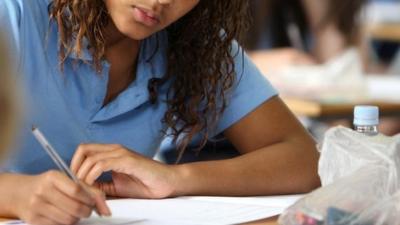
[31,126,109,217]
[3,220,24,225]
[286,21,306,51]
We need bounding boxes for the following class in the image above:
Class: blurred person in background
[246,0,366,74]
[246,0,400,136]
[0,35,18,159]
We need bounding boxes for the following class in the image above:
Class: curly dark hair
[49,1,250,161]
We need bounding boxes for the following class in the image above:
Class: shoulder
[0,0,24,62]
[0,0,51,65]
[230,40,275,94]
[0,0,50,33]
[0,0,22,21]
[0,0,50,22]
[209,40,278,136]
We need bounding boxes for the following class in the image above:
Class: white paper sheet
[103,195,303,225]
[179,194,303,208]
[0,195,303,225]
[0,218,145,225]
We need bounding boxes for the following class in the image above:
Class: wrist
[169,164,192,197]
[0,173,31,218]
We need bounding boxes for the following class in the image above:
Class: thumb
[83,183,112,216]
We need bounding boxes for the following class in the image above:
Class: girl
[0,1,320,224]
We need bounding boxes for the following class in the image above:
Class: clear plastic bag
[278,126,400,225]
[318,126,400,187]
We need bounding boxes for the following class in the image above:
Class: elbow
[296,149,321,193]
[290,140,321,193]
[298,171,321,193]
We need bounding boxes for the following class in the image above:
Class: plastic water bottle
[353,105,379,136]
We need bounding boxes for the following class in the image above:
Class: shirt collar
[89,31,169,122]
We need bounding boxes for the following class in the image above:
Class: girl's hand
[14,171,110,225]
[70,144,178,199]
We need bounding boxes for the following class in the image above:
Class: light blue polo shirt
[0,0,278,174]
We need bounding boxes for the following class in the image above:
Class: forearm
[312,24,347,62]
[0,173,30,218]
[172,140,320,196]
[301,0,327,31]
[301,0,350,61]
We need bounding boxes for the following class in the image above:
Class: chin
[120,24,159,40]
[126,31,153,40]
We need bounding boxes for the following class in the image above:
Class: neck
[103,21,140,65]
[102,22,141,105]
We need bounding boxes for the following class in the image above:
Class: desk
[368,24,400,42]
[244,216,279,225]
[283,97,400,120]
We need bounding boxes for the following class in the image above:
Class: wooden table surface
[368,23,400,42]
[243,216,279,225]
[283,97,400,120]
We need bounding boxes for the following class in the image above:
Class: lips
[132,7,160,27]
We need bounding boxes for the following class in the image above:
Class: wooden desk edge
[367,23,400,42]
[283,97,400,119]
[242,215,279,225]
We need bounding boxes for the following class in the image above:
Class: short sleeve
[211,41,278,136]
[0,0,23,63]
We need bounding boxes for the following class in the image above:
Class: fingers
[47,171,112,217]
[76,150,125,182]
[72,144,134,185]
[50,171,95,206]
[71,144,161,199]
[85,157,128,185]
[43,182,92,218]
[81,183,112,217]
[38,202,80,225]
[27,196,79,225]
[26,215,57,225]
[70,144,135,216]
[71,144,120,174]
[24,171,99,225]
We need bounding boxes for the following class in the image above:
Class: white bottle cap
[353,105,379,126]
